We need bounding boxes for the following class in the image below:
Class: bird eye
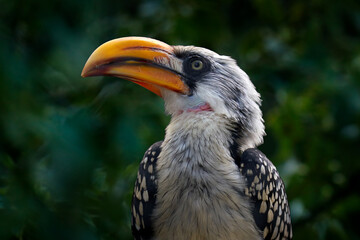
[191,60,204,71]
[182,55,210,78]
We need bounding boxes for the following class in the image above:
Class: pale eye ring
[191,60,204,70]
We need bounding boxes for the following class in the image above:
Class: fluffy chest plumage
[152,113,261,240]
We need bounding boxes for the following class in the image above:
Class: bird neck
[168,111,235,144]
[160,111,239,168]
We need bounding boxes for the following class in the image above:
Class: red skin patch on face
[177,103,213,115]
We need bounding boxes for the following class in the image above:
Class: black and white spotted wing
[131,141,162,240]
[238,148,293,240]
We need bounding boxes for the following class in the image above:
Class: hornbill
[82,37,292,240]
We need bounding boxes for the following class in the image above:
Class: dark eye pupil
[192,60,203,70]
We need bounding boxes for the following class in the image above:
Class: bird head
[82,37,265,148]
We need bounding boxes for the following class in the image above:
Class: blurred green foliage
[1,0,360,239]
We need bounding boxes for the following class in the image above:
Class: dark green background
[1,0,360,239]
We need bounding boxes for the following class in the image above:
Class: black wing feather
[237,148,293,240]
[131,141,162,240]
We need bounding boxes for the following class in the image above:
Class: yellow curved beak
[81,37,189,97]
